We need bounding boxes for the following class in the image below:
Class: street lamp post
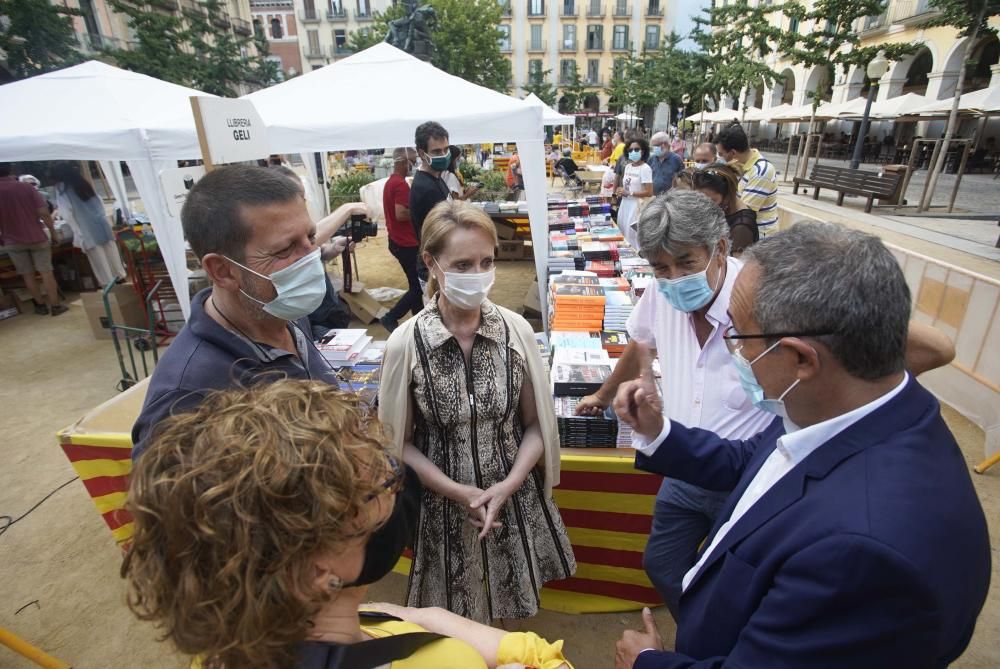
[850,50,889,170]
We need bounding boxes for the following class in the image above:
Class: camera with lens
[336,213,378,243]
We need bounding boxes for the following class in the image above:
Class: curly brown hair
[121,380,397,669]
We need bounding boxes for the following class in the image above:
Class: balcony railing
[249,0,292,6]
[585,75,603,86]
[561,39,578,51]
[327,7,347,19]
[528,40,547,52]
[180,0,205,17]
[499,41,512,52]
[232,17,252,36]
[147,0,180,13]
[500,2,511,17]
[611,39,629,51]
[888,0,939,24]
[331,43,352,56]
[561,3,577,16]
[858,12,887,34]
[585,39,603,51]
[75,31,131,53]
[212,10,231,29]
[587,1,603,16]
[305,45,325,58]
[355,11,374,21]
[646,4,662,16]
[300,9,321,22]
[613,1,629,17]
[527,2,546,17]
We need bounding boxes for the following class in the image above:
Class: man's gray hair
[742,221,911,380]
[650,131,669,145]
[697,142,718,157]
[636,190,729,258]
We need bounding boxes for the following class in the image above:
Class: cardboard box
[522,279,542,318]
[81,285,150,340]
[496,240,525,260]
[339,289,388,324]
[494,219,517,240]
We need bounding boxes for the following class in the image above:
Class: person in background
[379,201,576,624]
[608,131,626,166]
[716,123,779,236]
[692,164,759,256]
[131,166,342,460]
[124,380,574,669]
[380,148,423,334]
[50,162,127,291]
[600,131,615,161]
[670,134,687,160]
[555,148,584,187]
[588,127,599,148]
[648,132,685,196]
[506,151,525,194]
[0,163,66,315]
[443,146,479,201]
[691,143,722,169]
[616,137,654,249]
[613,222,987,669]
[18,175,54,213]
[410,121,454,287]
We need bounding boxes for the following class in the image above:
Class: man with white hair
[649,132,685,196]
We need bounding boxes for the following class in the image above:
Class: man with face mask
[716,123,778,236]
[131,166,343,461]
[380,147,421,333]
[612,222,989,669]
[648,132,685,195]
[691,142,722,170]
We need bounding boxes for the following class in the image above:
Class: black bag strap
[297,613,447,669]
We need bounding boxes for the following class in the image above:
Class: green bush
[458,160,482,182]
[476,170,510,202]
[329,171,376,209]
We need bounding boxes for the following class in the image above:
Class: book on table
[552,362,612,396]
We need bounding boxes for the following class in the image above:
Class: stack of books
[601,330,629,358]
[603,290,634,331]
[549,279,606,332]
[548,250,583,274]
[317,330,387,367]
[554,396,620,448]
[551,360,612,397]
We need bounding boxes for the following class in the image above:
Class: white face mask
[434,258,495,311]
[694,161,712,170]
[226,248,327,321]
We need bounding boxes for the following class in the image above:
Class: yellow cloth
[360,618,487,668]
[610,142,625,164]
[553,133,563,145]
[498,632,573,669]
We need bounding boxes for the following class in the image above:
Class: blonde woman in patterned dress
[379,200,576,624]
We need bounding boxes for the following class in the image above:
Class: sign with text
[159,165,206,218]
[189,97,269,166]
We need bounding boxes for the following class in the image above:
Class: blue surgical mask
[656,249,721,312]
[226,248,327,320]
[651,146,664,158]
[426,152,451,172]
[730,341,801,417]
[628,150,642,162]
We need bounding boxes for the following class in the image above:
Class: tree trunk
[920,1,986,211]
[797,104,819,179]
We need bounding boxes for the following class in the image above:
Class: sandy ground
[0,234,998,668]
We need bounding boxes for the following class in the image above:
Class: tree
[918,0,1000,209]
[523,67,557,107]
[0,0,81,79]
[641,32,704,124]
[559,65,588,113]
[605,52,641,115]
[346,0,510,93]
[780,0,917,176]
[104,0,278,94]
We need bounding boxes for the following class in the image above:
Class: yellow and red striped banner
[58,435,135,547]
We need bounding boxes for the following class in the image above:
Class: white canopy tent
[0,61,214,317]
[244,44,552,311]
[524,93,576,126]
[912,84,1000,115]
[864,93,935,120]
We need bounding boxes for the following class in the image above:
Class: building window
[529,59,544,77]
[270,17,283,39]
[304,0,317,19]
[498,24,511,51]
[789,17,799,33]
[563,0,575,14]
[530,23,543,49]
[612,25,628,50]
[587,58,599,83]
[528,0,545,16]
[645,25,659,49]
[357,0,371,17]
[308,29,320,55]
[612,57,625,79]
[560,58,576,84]
[335,28,347,52]
[253,18,264,39]
[586,24,603,50]
[563,24,576,49]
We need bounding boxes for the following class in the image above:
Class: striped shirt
[737,149,778,232]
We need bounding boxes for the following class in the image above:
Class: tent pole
[896,140,921,211]
[948,141,971,213]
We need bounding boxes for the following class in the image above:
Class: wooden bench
[793,165,902,213]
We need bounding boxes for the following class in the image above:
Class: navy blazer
[634,376,990,669]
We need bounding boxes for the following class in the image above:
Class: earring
[327,575,343,594]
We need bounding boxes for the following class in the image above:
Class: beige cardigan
[378,302,561,495]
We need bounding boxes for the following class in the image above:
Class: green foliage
[328,170,376,209]
[603,31,705,119]
[346,0,511,93]
[0,0,82,79]
[103,0,279,94]
[457,160,481,182]
[920,0,1000,39]
[559,65,588,113]
[476,169,509,202]
[523,68,558,107]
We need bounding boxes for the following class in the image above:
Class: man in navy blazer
[613,222,990,668]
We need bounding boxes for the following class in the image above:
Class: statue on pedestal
[385,0,436,61]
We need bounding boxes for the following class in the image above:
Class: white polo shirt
[625,256,772,441]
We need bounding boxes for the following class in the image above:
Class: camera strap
[341,247,354,293]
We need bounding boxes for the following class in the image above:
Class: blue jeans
[643,477,730,621]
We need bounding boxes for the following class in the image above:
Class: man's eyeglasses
[364,454,405,501]
[723,325,833,355]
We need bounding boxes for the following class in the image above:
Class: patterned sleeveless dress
[405,300,576,622]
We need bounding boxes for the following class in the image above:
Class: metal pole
[850,83,878,169]
[948,141,971,213]
[919,139,944,213]
[895,139,922,211]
